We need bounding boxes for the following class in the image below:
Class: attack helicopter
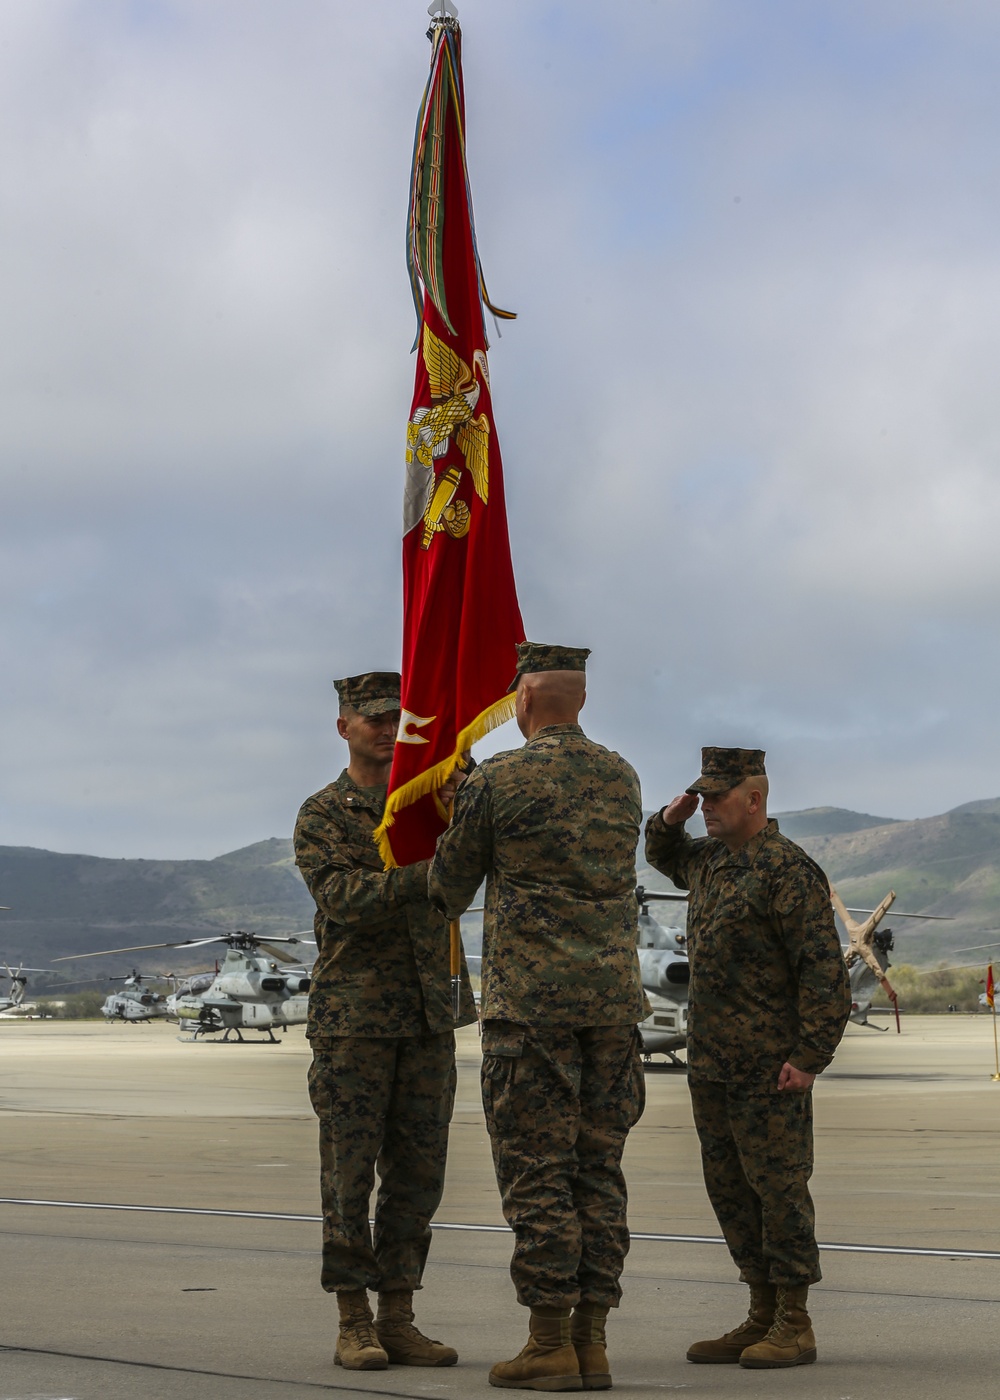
[634,887,690,1065]
[99,971,172,1023]
[54,931,315,1042]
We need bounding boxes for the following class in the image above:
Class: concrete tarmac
[1,1015,999,1398]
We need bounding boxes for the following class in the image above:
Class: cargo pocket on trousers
[480,1021,525,1139]
[612,1028,646,1132]
[307,1053,332,1120]
[628,1027,647,1128]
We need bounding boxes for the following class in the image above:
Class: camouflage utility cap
[686,747,767,795]
[508,641,591,692]
[334,672,401,717]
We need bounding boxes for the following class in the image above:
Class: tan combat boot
[335,1289,388,1370]
[739,1285,817,1368]
[685,1282,776,1363]
[374,1290,458,1367]
[489,1306,583,1391]
[571,1302,611,1390]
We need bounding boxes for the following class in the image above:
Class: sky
[3,0,1000,858]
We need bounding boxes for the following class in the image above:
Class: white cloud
[2,1,1000,855]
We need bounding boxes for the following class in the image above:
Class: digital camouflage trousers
[307,1031,457,1293]
[481,1020,645,1309]
[689,1077,821,1287]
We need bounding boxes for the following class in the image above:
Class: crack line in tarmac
[2,1228,998,1304]
[2,1198,999,1260]
[0,1343,438,1398]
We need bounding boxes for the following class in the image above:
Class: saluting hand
[661,793,699,826]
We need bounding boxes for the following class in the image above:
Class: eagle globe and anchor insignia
[404,323,490,550]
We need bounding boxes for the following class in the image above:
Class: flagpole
[444,787,464,1022]
[450,920,462,1020]
[986,962,1000,1081]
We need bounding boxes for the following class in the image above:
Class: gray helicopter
[55,930,315,1042]
[634,887,690,1066]
[461,891,692,1066]
[99,970,171,1023]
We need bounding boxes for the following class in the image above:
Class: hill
[786,806,1000,962]
[637,801,1000,964]
[772,806,899,840]
[0,839,314,971]
[4,796,1000,973]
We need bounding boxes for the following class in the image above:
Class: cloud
[2,1,1000,856]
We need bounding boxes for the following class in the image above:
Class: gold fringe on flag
[374,692,516,868]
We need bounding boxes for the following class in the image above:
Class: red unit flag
[375,13,524,868]
[987,963,996,1010]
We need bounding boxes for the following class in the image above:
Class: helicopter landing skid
[177,1026,280,1044]
[643,1049,687,1069]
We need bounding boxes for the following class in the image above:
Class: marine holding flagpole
[293,4,522,1375]
[429,643,650,1391]
[294,673,476,1370]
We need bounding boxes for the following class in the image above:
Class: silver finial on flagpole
[428,1,459,18]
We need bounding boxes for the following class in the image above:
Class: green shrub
[32,990,107,1020]
[872,963,990,1014]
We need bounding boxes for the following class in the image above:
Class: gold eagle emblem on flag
[405,325,490,550]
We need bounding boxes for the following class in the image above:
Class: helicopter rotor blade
[842,908,952,920]
[251,935,317,945]
[912,962,991,975]
[48,976,114,988]
[53,936,227,962]
[257,941,303,965]
[635,886,688,903]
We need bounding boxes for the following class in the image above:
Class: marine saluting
[646,748,852,1369]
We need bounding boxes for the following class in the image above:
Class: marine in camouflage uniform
[428,642,649,1391]
[645,747,851,1369]
[294,671,476,1371]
